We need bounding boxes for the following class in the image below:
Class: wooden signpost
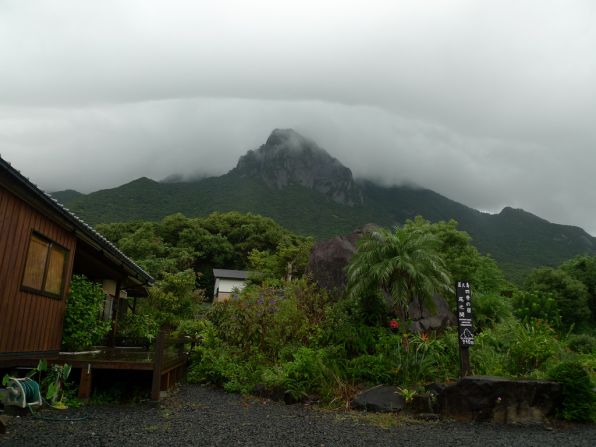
[456,281,474,377]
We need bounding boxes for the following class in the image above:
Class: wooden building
[0,156,153,366]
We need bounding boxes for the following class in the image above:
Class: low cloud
[0,1,595,234]
[2,98,595,235]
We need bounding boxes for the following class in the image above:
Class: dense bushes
[183,224,596,420]
[62,275,112,351]
[187,279,464,401]
[524,267,591,330]
[473,293,512,332]
[116,313,159,346]
[472,319,563,378]
[138,269,203,329]
[567,334,596,354]
[100,213,596,422]
[512,290,561,329]
[187,275,591,412]
[549,361,595,422]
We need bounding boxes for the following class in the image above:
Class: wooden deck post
[78,363,93,399]
[109,280,122,347]
[151,330,166,401]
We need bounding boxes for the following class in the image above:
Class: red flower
[389,319,399,330]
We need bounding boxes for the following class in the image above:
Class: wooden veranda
[1,332,191,401]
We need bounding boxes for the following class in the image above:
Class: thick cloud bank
[1,1,595,233]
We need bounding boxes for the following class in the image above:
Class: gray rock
[307,225,375,294]
[351,385,406,412]
[407,295,457,333]
[234,129,364,206]
[439,376,561,425]
[411,392,435,414]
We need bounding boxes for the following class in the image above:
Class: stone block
[351,385,406,413]
[439,376,560,424]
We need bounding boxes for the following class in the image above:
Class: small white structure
[213,269,250,302]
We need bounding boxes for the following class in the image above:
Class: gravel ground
[1,384,595,447]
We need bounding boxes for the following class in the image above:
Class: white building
[212,269,251,302]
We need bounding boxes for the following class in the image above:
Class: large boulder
[351,385,406,412]
[307,225,375,294]
[307,226,456,332]
[439,376,561,424]
[407,294,457,332]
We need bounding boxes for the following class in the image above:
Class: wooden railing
[150,331,194,400]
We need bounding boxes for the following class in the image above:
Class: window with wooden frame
[21,232,69,299]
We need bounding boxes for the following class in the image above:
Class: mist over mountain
[52,129,596,282]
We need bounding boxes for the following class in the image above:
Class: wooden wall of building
[0,187,76,356]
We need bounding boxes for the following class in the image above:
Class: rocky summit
[233,128,363,206]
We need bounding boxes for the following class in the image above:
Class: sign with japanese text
[456,281,474,347]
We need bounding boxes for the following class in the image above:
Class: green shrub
[283,347,332,400]
[471,318,562,378]
[549,361,595,422]
[575,354,596,380]
[173,318,209,339]
[566,334,596,354]
[422,329,460,382]
[321,321,381,357]
[140,269,202,329]
[473,293,512,332]
[319,296,387,357]
[117,313,159,346]
[260,365,287,390]
[186,318,266,394]
[346,354,393,384]
[371,332,453,386]
[524,268,590,330]
[512,290,561,329]
[206,279,331,359]
[471,330,508,377]
[221,359,264,394]
[391,334,443,386]
[355,290,388,326]
[187,320,227,384]
[188,340,255,392]
[505,320,561,376]
[62,275,111,351]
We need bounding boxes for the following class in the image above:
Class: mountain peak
[233,129,363,205]
[498,206,549,224]
[265,128,309,147]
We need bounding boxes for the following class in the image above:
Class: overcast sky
[1,0,595,234]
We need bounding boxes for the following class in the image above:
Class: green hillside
[52,175,596,283]
[51,129,596,283]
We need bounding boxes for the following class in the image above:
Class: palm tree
[346,226,452,320]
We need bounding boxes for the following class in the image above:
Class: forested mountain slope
[52,129,596,281]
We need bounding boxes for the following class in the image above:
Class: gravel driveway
[1,384,595,447]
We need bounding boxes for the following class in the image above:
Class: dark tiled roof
[212,269,251,280]
[0,155,153,285]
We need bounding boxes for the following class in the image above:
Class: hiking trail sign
[456,281,474,347]
[456,281,474,376]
